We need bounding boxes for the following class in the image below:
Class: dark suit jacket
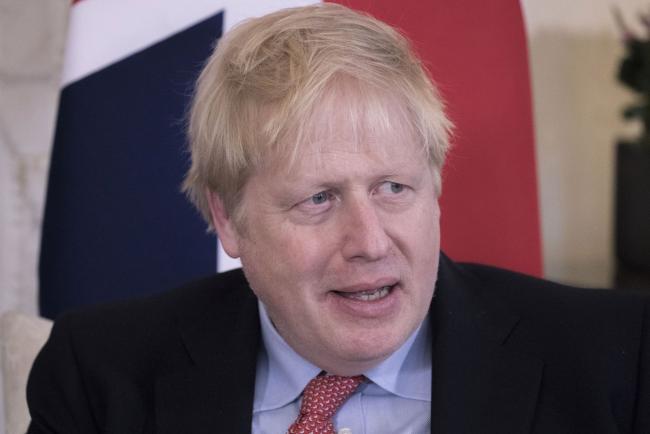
[27,254,650,434]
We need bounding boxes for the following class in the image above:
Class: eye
[310,191,329,205]
[374,181,414,209]
[377,181,406,195]
[388,182,404,194]
[294,190,337,215]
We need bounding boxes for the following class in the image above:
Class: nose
[340,197,391,262]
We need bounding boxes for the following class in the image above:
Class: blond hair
[183,3,452,229]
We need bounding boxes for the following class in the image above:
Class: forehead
[265,80,428,174]
[261,130,430,193]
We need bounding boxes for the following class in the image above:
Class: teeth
[340,285,391,301]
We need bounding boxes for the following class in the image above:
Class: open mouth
[334,285,394,302]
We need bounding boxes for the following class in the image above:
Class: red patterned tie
[288,374,365,434]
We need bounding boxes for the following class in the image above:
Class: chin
[327,327,408,372]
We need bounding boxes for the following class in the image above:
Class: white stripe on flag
[62,0,224,86]
[62,0,318,86]
[223,0,318,34]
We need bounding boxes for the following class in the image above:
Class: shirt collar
[253,301,320,412]
[364,314,431,401]
[253,300,431,413]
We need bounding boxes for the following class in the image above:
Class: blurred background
[2,0,649,317]
[2,0,649,314]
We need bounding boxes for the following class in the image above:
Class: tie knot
[301,375,365,418]
[288,374,365,434]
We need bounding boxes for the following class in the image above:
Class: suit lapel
[430,256,543,434]
[155,271,260,434]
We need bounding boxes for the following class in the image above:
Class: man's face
[210,105,440,375]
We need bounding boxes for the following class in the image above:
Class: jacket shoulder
[458,262,649,318]
[27,268,253,432]
[55,268,249,337]
[452,263,650,432]
[455,262,649,362]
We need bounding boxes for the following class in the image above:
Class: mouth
[333,284,396,302]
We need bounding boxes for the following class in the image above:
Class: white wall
[521,0,647,287]
[0,0,67,316]
[0,1,68,430]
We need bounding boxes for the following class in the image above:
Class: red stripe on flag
[333,0,543,276]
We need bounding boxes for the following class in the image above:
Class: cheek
[243,223,336,291]
[393,199,440,249]
[280,222,342,270]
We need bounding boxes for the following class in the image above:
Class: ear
[206,190,241,258]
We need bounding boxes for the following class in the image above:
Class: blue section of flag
[39,12,224,319]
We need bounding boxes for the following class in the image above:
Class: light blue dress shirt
[252,301,432,434]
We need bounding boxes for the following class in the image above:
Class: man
[27,4,649,434]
